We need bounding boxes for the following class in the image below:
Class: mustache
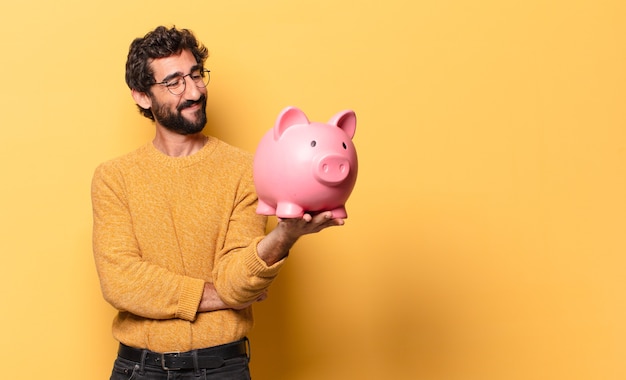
[177,95,206,112]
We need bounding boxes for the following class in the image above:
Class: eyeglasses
[152,69,211,95]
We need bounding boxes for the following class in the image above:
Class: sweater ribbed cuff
[176,277,205,321]
[245,236,286,277]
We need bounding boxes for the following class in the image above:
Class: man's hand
[199,212,343,313]
[198,282,267,312]
[257,211,345,266]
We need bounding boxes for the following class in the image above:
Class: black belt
[117,338,248,370]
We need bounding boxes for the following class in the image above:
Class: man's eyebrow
[160,71,184,83]
[160,65,203,83]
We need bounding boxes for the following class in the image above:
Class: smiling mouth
[180,102,201,111]
[183,103,200,111]
[178,95,206,112]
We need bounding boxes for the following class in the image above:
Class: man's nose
[182,75,204,99]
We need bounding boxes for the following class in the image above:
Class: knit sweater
[91,137,285,352]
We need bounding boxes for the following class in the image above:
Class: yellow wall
[1,1,625,379]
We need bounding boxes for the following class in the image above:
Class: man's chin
[160,119,206,135]
[155,106,207,135]
[180,120,206,135]
[184,109,207,125]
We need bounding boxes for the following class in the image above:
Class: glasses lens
[167,76,185,95]
[169,87,185,95]
[200,70,210,87]
[162,70,210,94]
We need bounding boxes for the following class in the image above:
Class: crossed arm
[92,162,344,318]
[198,212,344,312]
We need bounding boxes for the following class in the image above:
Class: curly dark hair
[125,26,209,120]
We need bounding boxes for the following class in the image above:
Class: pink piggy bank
[253,106,358,219]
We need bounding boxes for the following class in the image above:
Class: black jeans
[110,343,251,380]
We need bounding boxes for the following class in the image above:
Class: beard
[152,95,207,135]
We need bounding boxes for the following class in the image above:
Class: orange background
[1,1,625,379]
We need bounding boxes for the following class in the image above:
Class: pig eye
[310,141,317,147]
[342,142,347,149]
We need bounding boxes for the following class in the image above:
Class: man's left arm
[210,166,280,307]
[211,168,344,307]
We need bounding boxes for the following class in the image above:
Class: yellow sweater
[92,137,285,352]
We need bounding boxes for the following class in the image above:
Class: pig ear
[274,106,309,140]
[328,110,356,139]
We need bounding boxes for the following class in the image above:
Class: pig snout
[313,154,351,185]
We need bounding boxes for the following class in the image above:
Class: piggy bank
[253,106,358,219]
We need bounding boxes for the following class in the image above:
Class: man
[92,26,344,380]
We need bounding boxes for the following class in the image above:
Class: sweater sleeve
[91,162,205,321]
[212,163,287,306]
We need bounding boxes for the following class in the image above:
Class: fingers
[313,211,332,221]
[310,211,344,226]
[275,211,345,237]
[277,211,334,224]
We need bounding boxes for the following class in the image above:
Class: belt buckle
[161,352,181,371]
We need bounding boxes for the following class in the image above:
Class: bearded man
[91,26,344,380]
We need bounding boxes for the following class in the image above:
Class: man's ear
[131,89,152,110]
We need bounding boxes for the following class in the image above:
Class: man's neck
[152,126,208,157]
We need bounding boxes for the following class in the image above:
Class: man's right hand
[198,282,268,312]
